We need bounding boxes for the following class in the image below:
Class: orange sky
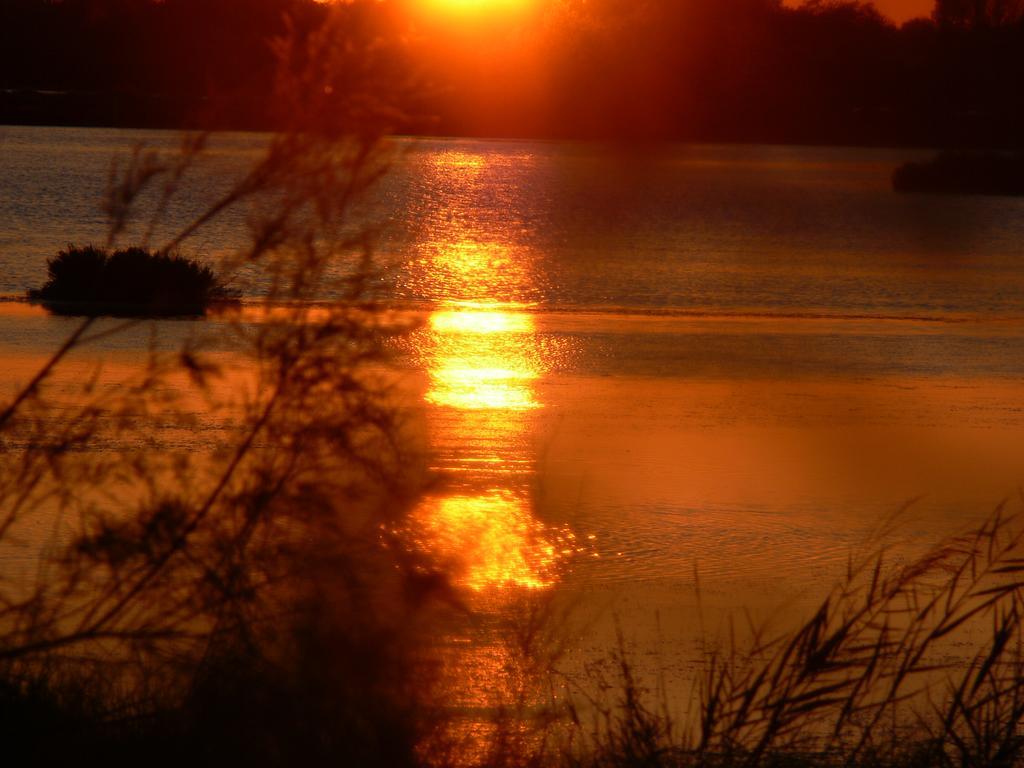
[868,0,934,22]
[413,0,935,25]
[788,0,933,23]
[420,0,936,25]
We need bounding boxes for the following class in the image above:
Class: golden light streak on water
[405,224,579,592]
[429,366,539,410]
[410,240,533,305]
[418,300,554,587]
[430,306,532,334]
[414,492,563,590]
[427,306,541,411]
[430,150,487,173]
[438,241,499,285]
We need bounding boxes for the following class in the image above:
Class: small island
[893,151,1024,197]
[28,245,239,317]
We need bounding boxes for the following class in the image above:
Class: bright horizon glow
[421,0,533,15]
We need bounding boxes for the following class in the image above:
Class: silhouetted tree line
[525,0,1024,145]
[0,0,336,128]
[2,0,1023,145]
[935,0,1024,27]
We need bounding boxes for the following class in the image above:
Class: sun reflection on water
[401,151,578,594]
[406,231,578,593]
[431,150,487,173]
[413,492,568,591]
[430,306,532,334]
[395,160,586,744]
[419,298,562,590]
[427,305,541,411]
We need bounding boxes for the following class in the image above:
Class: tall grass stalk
[562,502,1024,768]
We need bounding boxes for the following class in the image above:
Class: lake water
[2,125,1024,703]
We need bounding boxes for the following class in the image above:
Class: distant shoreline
[1,90,1017,151]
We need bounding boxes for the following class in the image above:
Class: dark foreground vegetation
[3,501,1024,768]
[566,506,1024,768]
[27,245,238,316]
[893,150,1024,195]
[2,0,1024,146]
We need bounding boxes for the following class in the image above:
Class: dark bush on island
[28,245,239,316]
[893,151,1024,196]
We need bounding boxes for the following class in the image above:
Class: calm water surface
[3,126,1024,687]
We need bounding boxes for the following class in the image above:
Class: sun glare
[422,0,532,14]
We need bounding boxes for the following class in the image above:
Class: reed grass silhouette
[561,502,1024,768]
